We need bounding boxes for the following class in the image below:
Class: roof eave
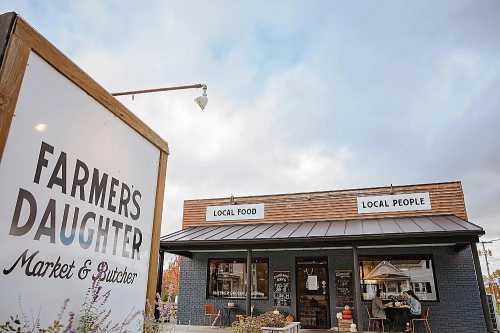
[160,230,483,252]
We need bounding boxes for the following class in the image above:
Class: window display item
[306,274,319,290]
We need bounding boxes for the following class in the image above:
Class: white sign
[357,192,431,213]
[206,203,264,221]
[0,52,159,329]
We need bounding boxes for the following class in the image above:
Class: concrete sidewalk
[160,325,230,333]
[160,325,404,333]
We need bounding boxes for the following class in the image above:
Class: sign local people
[357,192,431,214]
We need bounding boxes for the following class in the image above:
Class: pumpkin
[342,308,353,320]
[286,314,294,322]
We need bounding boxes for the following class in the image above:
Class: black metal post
[471,241,495,332]
[352,246,363,332]
[155,250,165,320]
[246,248,252,316]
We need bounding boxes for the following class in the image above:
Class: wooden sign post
[0,12,168,328]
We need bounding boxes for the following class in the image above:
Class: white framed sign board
[357,192,431,214]
[0,13,168,330]
[206,203,264,221]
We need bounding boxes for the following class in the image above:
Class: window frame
[358,254,440,302]
[205,257,270,300]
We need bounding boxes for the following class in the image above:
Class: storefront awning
[160,214,484,254]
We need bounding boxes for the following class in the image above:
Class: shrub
[256,311,287,328]
[231,317,260,333]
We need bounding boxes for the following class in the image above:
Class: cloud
[2,1,500,272]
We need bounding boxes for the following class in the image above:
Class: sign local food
[0,52,159,328]
[206,203,264,221]
[357,192,431,213]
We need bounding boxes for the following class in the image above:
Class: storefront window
[359,256,438,301]
[207,258,269,299]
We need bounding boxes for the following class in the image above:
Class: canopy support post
[352,246,363,332]
[246,248,252,316]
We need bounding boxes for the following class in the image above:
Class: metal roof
[160,215,483,252]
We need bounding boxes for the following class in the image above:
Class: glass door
[296,257,330,329]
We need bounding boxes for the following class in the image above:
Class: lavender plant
[0,279,141,333]
[156,293,176,323]
[77,278,140,333]
[139,290,177,333]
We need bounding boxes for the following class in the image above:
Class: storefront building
[159,181,491,332]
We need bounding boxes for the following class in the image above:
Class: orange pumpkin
[342,308,353,320]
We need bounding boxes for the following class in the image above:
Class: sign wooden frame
[0,12,168,313]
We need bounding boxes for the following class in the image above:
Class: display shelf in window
[207,258,269,300]
[359,255,438,301]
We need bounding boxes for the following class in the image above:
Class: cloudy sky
[2,1,500,269]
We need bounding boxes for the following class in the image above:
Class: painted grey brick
[176,246,487,333]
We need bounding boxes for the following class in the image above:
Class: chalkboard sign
[273,271,291,306]
[335,270,353,307]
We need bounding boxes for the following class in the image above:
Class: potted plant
[258,311,300,333]
[232,311,300,333]
[231,316,260,333]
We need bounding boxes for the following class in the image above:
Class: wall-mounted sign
[273,271,291,307]
[206,203,264,221]
[335,270,353,307]
[0,14,168,331]
[357,192,431,214]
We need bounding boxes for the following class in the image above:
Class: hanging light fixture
[194,84,208,111]
[112,83,208,111]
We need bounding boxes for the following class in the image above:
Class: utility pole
[479,240,499,333]
[480,241,495,300]
[482,241,493,279]
[480,240,500,325]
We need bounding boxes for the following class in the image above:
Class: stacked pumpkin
[342,305,353,320]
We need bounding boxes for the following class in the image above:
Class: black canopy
[160,214,483,255]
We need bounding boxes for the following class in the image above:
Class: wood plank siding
[182,181,468,228]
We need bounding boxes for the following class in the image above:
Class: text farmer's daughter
[8,141,144,260]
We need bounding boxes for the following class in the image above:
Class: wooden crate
[337,319,354,332]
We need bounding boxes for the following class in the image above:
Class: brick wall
[357,246,487,332]
[177,250,296,325]
[177,245,487,332]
